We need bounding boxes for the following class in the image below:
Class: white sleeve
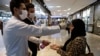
[16,21,60,36]
[28,36,42,44]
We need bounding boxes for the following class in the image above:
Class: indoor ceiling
[44,0,97,17]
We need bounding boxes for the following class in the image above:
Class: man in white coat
[3,0,66,56]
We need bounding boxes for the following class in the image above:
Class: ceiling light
[56,6,61,8]
[57,10,61,12]
[67,12,70,15]
[63,10,67,11]
[68,8,71,11]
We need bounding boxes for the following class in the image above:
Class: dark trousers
[66,27,70,34]
[28,41,38,56]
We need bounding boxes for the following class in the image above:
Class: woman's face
[69,23,74,32]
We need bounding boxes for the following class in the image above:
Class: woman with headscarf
[50,19,87,56]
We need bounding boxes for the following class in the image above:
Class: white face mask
[29,13,35,19]
[19,10,28,20]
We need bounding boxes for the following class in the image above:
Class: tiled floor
[0,30,100,56]
[0,30,6,56]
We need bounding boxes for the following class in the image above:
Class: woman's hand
[50,44,60,50]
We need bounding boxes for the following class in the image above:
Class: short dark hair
[26,3,34,11]
[10,0,24,15]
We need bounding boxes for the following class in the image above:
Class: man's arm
[16,21,60,37]
[28,36,42,44]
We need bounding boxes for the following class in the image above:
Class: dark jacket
[23,18,34,25]
[23,18,38,56]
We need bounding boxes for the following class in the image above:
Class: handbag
[80,41,94,56]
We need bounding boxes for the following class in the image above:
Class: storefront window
[82,8,91,32]
[76,13,81,18]
[0,10,11,22]
[94,3,100,35]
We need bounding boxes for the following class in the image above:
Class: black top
[23,18,34,25]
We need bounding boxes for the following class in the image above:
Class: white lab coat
[3,16,60,56]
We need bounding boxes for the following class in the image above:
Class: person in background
[0,20,3,35]
[66,21,71,34]
[50,19,87,56]
[22,3,40,56]
[3,0,67,56]
[23,3,35,25]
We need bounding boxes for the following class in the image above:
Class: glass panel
[82,8,91,32]
[94,4,100,35]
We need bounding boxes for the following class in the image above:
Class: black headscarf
[62,19,86,51]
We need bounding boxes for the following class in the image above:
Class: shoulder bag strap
[86,41,91,53]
